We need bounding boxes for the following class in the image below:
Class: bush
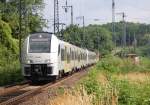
[0,59,23,86]
[96,55,122,73]
[0,20,18,54]
[136,46,150,57]
[111,79,150,105]
[83,69,101,95]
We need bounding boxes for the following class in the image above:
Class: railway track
[0,67,90,105]
[0,81,30,96]
[0,81,31,103]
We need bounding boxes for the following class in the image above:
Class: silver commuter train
[22,32,97,82]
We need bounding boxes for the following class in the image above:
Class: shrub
[0,59,23,86]
[83,70,101,95]
[111,79,150,105]
[96,55,122,73]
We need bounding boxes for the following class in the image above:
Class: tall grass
[82,55,150,105]
[97,55,150,74]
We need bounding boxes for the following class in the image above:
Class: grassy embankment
[49,55,150,105]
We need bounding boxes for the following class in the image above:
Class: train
[21,32,98,82]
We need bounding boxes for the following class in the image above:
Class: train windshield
[29,33,51,53]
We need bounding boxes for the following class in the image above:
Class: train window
[83,53,84,60]
[61,49,65,61]
[76,52,78,60]
[58,45,60,56]
[72,51,74,60]
[67,53,71,63]
[84,54,86,60]
[64,47,67,61]
[78,52,80,62]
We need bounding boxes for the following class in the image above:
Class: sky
[43,0,150,32]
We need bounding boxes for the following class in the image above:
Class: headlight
[27,60,30,64]
[45,59,51,63]
[27,60,33,64]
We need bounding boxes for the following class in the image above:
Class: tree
[0,0,45,39]
[62,25,113,55]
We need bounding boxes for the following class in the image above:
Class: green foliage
[96,55,150,74]
[0,19,18,54]
[85,25,114,55]
[63,25,114,55]
[62,22,150,57]
[112,79,150,105]
[83,70,101,95]
[136,45,150,57]
[62,25,83,47]
[139,34,150,46]
[102,22,150,47]
[83,56,150,105]
[82,68,103,105]
[96,55,122,73]
[0,44,23,86]
[0,0,45,38]
[0,59,23,86]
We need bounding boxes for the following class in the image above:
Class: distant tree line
[61,22,150,56]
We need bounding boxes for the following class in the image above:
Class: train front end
[22,32,59,81]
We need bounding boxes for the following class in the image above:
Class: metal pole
[71,6,73,25]
[112,0,116,47]
[83,16,85,28]
[54,0,56,34]
[134,32,136,53]
[82,16,85,48]
[76,16,85,47]
[123,12,126,48]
